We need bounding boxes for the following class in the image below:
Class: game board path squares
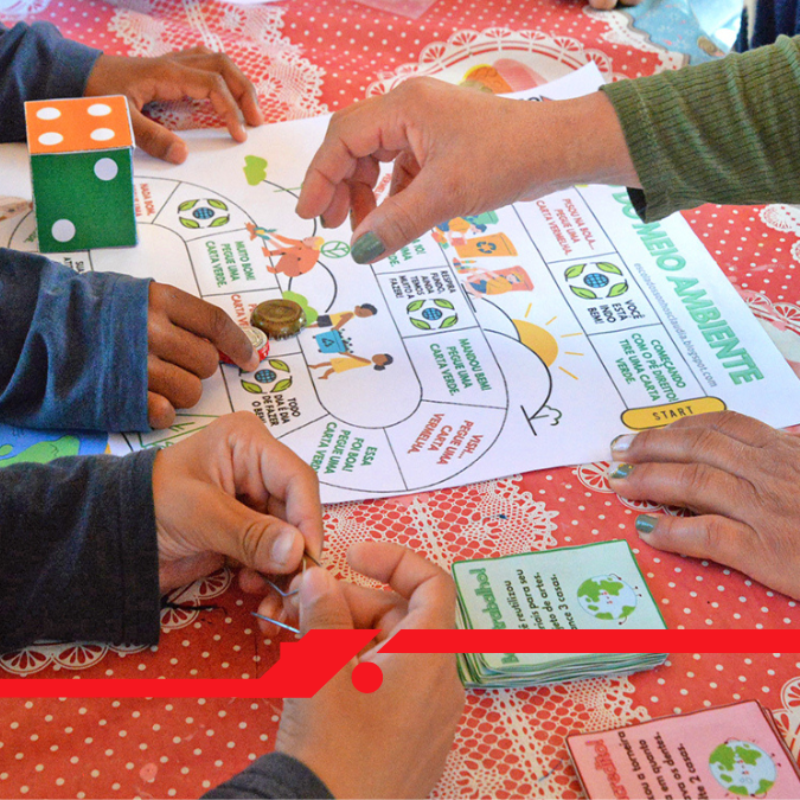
[24,95,137,252]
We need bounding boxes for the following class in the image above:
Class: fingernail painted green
[608,463,634,479]
[351,232,385,264]
[635,515,658,535]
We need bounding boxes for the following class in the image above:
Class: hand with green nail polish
[607,411,800,599]
[295,77,638,264]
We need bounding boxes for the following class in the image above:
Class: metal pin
[303,549,322,568]
[251,611,300,635]
[263,578,299,599]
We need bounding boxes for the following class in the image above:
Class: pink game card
[567,700,800,799]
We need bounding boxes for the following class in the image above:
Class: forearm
[533,90,640,195]
[0,249,150,432]
[0,21,101,142]
[0,449,160,651]
[601,35,800,220]
[204,752,333,800]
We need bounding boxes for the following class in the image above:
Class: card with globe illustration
[567,700,800,799]
[451,539,667,687]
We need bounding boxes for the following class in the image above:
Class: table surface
[2,1,800,798]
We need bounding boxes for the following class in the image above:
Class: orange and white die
[24,95,137,252]
[25,95,134,155]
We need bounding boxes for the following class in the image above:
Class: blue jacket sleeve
[737,0,800,52]
[0,448,161,651]
[0,21,102,142]
[0,248,150,432]
[205,753,334,800]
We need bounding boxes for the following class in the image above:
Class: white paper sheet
[3,65,799,503]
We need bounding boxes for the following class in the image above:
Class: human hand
[607,411,800,599]
[275,542,465,799]
[296,77,637,263]
[84,47,263,164]
[148,283,260,428]
[152,412,323,593]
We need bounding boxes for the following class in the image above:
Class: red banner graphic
[0,629,789,698]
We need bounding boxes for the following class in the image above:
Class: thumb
[131,106,188,164]
[193,491,306,575]
[350,170,448,264]
[298,567,354,633]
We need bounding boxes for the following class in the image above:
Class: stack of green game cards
[452,540,668,688]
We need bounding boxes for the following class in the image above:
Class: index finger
[180,51,263,128]
[164,63,248,142]
[253,434,325,560]
[165,289,258,370]
[346,542,456,629]
[296,98,403,220]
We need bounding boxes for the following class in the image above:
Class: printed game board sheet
[2,65,800,502]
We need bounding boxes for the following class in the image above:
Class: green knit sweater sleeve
[600,35,800,221]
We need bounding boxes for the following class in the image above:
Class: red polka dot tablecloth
[2,1,800,798]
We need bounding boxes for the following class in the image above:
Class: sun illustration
[512,312,584,379]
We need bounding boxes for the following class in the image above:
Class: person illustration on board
[246,222,325,277]
[308,353,394,380]
[308,303,378,331]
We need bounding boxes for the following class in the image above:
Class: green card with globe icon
[451,540,666,687]
[568,700,800,799]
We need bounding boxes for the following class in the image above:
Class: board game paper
[2,66,800,501]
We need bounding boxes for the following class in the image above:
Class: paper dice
[25,95,137,252]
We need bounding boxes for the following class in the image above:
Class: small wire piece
[263,578,299,598]
[251,611,300,635]
[250,548,322,634]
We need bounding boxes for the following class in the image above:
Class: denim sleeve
[0,21,102,142]
[204,753,334,800]
[0,448,161,651]
[0,248,150,432]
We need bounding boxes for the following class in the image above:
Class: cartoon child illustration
[309,353,393,381]
[246,222,324,278]
[308,303,378,331]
